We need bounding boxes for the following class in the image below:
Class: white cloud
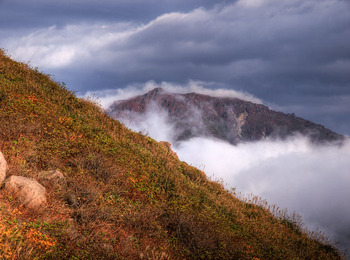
[237,0,267,8]
[2,23,136,68]
[116,103,175,142]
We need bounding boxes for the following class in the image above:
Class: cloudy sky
[0,0,349,135]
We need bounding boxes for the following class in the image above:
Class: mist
[90,87,350,254]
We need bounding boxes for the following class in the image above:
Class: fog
[90,87,350,254]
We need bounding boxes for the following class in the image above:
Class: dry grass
[0,48,343,259]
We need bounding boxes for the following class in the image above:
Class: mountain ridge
[108,87,344,144]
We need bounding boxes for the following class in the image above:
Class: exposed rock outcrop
[4,175,47,209]
[0,151,8,185]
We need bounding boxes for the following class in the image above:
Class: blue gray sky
[0,0,349,135]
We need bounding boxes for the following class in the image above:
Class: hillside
[0,49,342,259]
[108,88,344,144]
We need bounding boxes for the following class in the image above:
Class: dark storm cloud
[0,0,225,29]
[0,0,349,134]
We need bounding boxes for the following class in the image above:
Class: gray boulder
[4,175,47,209]
[0,151,8,185]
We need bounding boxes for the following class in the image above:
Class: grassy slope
[0,50,341,259]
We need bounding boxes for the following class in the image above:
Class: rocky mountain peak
[146,87,165,96]
[108,88,344,144]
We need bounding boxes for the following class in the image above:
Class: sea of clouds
[86,84,350,255]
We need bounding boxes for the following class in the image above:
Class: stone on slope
[4,175,47,209]
[0,151,8,185]
[38,169,65,186]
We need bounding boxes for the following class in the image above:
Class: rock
[4,175,47,209]
[0,151,8,185]
[159,141,179,159]
[38,169,65,185]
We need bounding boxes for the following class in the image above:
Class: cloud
[115,102,175,142]
[3,0,350,90]
[108,93,350,254]
[237,0,266,8]
[0,0,224,30]
[3,23,136,68]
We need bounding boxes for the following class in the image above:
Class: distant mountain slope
[0,49,342,259]
[108,88,344,144]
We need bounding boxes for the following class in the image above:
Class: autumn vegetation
[0,49,343,259]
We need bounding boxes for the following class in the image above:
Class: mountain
[0,49,342,259]
[108,88,344,144]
